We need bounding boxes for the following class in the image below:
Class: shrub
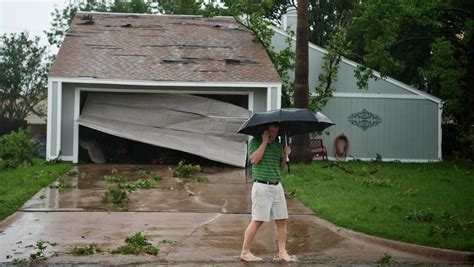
[0,128,37,169]
[102,186,129,204]
[196,176,209,183]
[71,243,102,255]
[111,232,159,255]
[172,160,201,178]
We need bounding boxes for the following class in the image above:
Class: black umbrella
[238,108,335,172]
[238,108,334,137]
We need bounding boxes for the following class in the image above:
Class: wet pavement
[0,164,472,265]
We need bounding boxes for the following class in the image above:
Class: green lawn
[282,161,474,251]
[0,159,71,221]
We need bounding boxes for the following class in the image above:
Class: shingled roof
[48,12,281,83]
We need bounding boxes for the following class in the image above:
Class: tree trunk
[290,0,313,164]
[467,54,474,160]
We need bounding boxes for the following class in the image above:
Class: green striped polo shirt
[248,138,283,182]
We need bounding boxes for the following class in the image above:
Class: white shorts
[251,182,288,222]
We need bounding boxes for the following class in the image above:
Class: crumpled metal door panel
[77,92,251,167]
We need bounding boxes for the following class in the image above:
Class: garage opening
[77,91,251,167]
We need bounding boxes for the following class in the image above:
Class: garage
[47,12,282,167]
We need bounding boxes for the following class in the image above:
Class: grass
[0,159,71,221]
[282,161,474,251]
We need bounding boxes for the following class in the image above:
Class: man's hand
[261,129,270,144]
[284,145,291,158]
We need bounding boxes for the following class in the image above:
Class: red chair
[310,138,328,160]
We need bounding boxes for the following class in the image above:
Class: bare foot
[240,251,263,262]
[277,251,297,262]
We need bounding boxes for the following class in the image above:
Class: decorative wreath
[335,133,349,161]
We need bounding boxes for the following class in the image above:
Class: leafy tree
[156,0,203,15]
[46,4,79,48]
[110,0,150,13]
[310,27,350,111]
[0,32,49,128]
[264,0,359,47]
[46,0,151,48]
[262,0,358,111]
[307,0,358,47]
[343,0,474,158]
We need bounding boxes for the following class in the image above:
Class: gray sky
[0,0,69,47]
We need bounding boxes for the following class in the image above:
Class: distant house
[47,12,282,166]
[0,100,46,139]
[25,99,47,141]
[272,11,442,162]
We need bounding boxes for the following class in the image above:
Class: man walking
[240,122,296,262]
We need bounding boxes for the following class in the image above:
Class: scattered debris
[111,232,159,256]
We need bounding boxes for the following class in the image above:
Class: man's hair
[264,122,280,129]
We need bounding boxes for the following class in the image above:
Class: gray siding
[320,97,439,160]
[271,87,278,110]
[333,63,412,95]
[60,85,75,157]
[49,82,58,157]
[253,90,267,112]
[271,30,416,95]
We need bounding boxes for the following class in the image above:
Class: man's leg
[240,220,264,261]
[275,219,296,261]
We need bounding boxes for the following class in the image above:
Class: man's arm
[250,130,270,165]
[280,145,291,171]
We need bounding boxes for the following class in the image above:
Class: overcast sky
[0,0,69,47]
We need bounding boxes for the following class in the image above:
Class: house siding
[271,28,441,161]
[60,84,75,158]
[48,81,59,158]
[320,97,439,160]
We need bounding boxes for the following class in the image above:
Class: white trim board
[78,87,252,95]
[73,88,80,163]
[266,87,272,111]
[320,92,428,100]
[438,102,443,160]
[59,156,74,162]
[46,80,53,160]
[56,82,62,159]
[49,76,281,89]
[277,85,282,109]
[248,92,254,112]
[271,27,442,104]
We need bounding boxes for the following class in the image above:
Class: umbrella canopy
[238,108,335,137]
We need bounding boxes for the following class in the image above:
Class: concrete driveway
[0,164,472,265]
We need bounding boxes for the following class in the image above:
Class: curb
[312,216,474,263]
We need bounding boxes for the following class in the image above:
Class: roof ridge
[75,11,235,20]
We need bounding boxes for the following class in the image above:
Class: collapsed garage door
[77,92,251,167]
